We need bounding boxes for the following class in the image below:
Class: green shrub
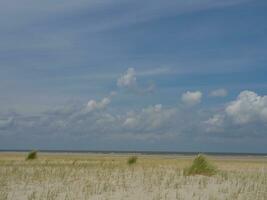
[26,150,38,160]
[127,156,138,165]
[184,154,217,176]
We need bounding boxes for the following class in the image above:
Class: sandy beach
[0,152,266,200]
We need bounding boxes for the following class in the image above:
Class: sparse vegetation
[184,154,217,176]
[127,156,138,165]
[0,153,266,200]
[26,150,38,160]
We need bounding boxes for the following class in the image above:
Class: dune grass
[0,153,266,200]
[26,150,38,160]
[127,156,138,165]
[184,154,217,176]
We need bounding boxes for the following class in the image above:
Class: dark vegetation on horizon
[26,150,38,160]
[127,156,138,165]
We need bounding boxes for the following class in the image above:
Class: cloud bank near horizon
[1,68,267,152]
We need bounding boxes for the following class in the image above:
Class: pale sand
[0,152,266,200]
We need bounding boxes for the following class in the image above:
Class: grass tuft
[184,154,217,176]
[127,156,138,165]
[26,150,38,160]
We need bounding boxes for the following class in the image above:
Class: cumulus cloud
[123,104,175,129]
[205,90,267,136]
[84,91,118,113]
[181,91,202,106]
[205,114,224,126]
[117,68,155,94]
[225,90,267,124]
[117,68,137,89]
[204,114,225,132]
[0,102,181,142]
[209,88,228,97]
[86,97,111,112]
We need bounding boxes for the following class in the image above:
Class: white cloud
[209,88,228,97]
[205,114,224,126]
[86,97,111,112]
[123,117,139,128]
[205,90,267,135]
[117,68,155,94]
[181,91,202,106]
[117,68,137,89]
[123,104,176,130]
[225,90,267,124]
[204,114,225,132]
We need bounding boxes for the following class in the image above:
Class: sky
[0,0,267,153]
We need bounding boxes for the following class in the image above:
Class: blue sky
[0,0,267,152]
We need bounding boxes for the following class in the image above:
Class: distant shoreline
[1,149,266,157]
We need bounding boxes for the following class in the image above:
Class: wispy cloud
[209,88,228,97]
[0,0,250,32]
[117,68,155,94]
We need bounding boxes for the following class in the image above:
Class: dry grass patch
[0,153,266,200]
